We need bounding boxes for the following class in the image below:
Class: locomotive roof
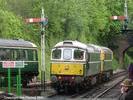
[0,39,37,48]
[54,40,112,53]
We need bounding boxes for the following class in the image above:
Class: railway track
[91,76,126,99]
[73,72,127,99]
[68,70,127,98]
[0,70,127,100]
[45,70,127,99]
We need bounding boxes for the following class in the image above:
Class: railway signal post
[111,0,133,33]
[25,7,48,92]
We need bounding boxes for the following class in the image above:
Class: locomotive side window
[74,49,84,60]
[52,49,61,59]
[63,49,72,60]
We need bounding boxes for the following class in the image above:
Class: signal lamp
[72,77,75,80]
[58,76,62,79]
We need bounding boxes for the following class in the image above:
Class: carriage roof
[0,39,37,48]
[54,40,112,53]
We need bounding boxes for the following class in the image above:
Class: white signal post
[25,7,48,92]
[41,7,45,92]
[110,0,128,30]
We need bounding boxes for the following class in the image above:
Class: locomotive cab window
[52,49,61,59]
[74,49,84,60]
[63,49,72,60]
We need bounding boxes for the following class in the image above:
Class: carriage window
[25,50,28,60]
[9,49,24,60]
[17,49,25,60]
[27,49,37,61]
[28,49,34,60]
[74,49,84,60]
[52,49,61,59]
[13,50,17,60]
[63,49,72,60]
[33,50,38,61]
[0,48,37,61]
[0,49,11,60]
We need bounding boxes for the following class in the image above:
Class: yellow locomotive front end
[51,63,83,75]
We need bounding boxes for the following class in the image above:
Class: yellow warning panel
[100,49,105,60]
[51,63,83,75]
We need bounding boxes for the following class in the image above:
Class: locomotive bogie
[51,75,84,93]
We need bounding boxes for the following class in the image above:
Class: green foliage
[0,10,23,38]
[0,0,7,10]
[124,53,132,69]
[112,58,120,70]
[124,47,133,68]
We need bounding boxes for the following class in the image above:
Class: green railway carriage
[0,39,39,86]
[50,40,113,93]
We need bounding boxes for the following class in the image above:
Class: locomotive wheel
[64,85,68,94]
[55,83,63,94]
[56,87,61,94]
[75,84,81,93]
[75,87,79,93]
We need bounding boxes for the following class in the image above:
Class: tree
[0,10,24,39]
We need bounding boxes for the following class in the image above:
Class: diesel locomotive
[0,39,39,86]
[50,40,113,93]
